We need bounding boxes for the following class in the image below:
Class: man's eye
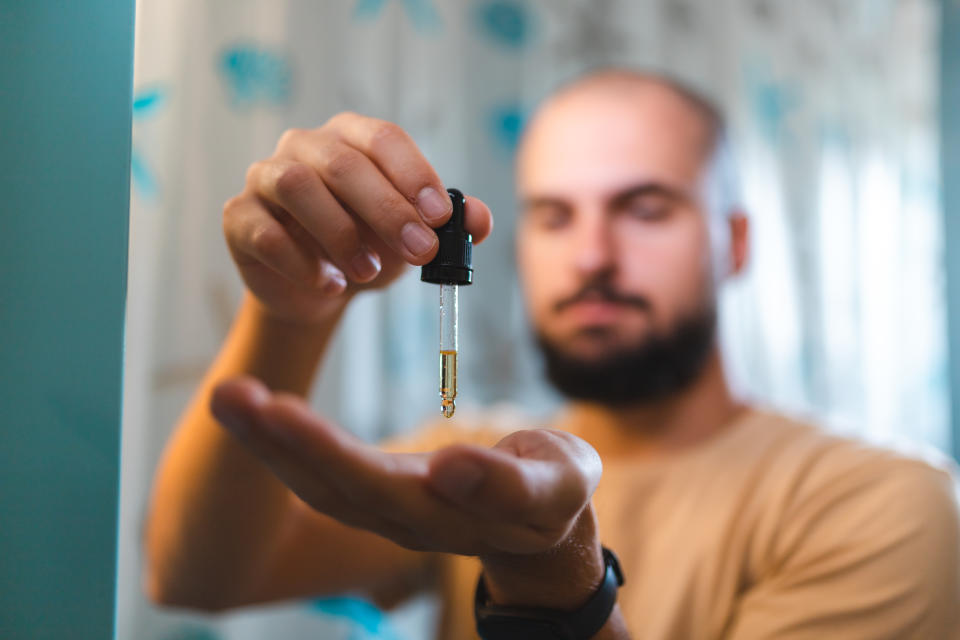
[532,208,570,229]
[626,201,669,220]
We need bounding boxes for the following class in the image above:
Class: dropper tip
[441,400,456,419]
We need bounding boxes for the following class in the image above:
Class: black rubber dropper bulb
[420,188,473,286]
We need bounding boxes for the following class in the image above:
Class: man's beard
[535,297,717,407]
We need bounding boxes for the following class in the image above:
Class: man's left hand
[210,375,605,607]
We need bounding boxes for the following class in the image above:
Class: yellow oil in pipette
[440,349,457,418]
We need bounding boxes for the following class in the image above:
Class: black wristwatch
[474,546,625,640]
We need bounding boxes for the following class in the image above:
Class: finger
[331,113,453,226]
[209,375,272,440]
[288,135,440,265]
[217,387,565,556]
[334,114,493,245]
[247,159,382,283]
[223,195,346,294]
[209,378,341,502]
[256,394,432,513]
[464,196,493,245]
[212,378,462,542]
[427,433,597,531]
[210,377,367,513]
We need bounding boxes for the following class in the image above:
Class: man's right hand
[223,112,493,325]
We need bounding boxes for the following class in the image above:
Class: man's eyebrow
[521,182,692,212]
[520,196,571,211]
[607,182,689,207]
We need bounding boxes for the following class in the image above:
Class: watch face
[477,616,573,640]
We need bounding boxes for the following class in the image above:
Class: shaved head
[530,68,725,158]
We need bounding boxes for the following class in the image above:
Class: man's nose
[572,212,616,277]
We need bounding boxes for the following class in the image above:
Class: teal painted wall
[0,2,134,638]
[944,0,960,462]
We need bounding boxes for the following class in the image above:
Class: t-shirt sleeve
[726,451,960,639]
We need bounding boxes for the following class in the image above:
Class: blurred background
[120,1,953,638]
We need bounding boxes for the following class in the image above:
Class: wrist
[480,504,604,610]
[231,291,350,395]
[243,289,353,332]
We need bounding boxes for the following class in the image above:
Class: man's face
[516,82,720,402]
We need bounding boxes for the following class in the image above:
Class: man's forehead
[516,82,712,197]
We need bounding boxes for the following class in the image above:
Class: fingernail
[319,262,347,294]
[350,250,381,281]
[417,187,452,223]
[401,222,437,257]
[432,459,484,501]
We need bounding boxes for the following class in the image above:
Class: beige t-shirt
[382,407,960,639]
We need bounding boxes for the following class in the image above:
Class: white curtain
[120,1,948,638]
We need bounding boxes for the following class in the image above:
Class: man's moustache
[554,284,652,313]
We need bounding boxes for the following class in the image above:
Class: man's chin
[544,331,646,364]
[533,306,717,406]
[549,346,631,369]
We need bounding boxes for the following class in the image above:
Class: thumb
[427,430,600,531]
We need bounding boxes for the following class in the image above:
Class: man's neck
[562,347,746,461]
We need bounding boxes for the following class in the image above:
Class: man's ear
[728,211,749,276]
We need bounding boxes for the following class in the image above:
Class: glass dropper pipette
[421,188,473,418]
[439,282,458,417]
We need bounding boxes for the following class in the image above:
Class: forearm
[144,290,349,610]
[480,504,632,639]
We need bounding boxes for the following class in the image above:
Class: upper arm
[726,458,960,639]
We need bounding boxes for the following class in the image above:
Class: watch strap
[474,546,625,640]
